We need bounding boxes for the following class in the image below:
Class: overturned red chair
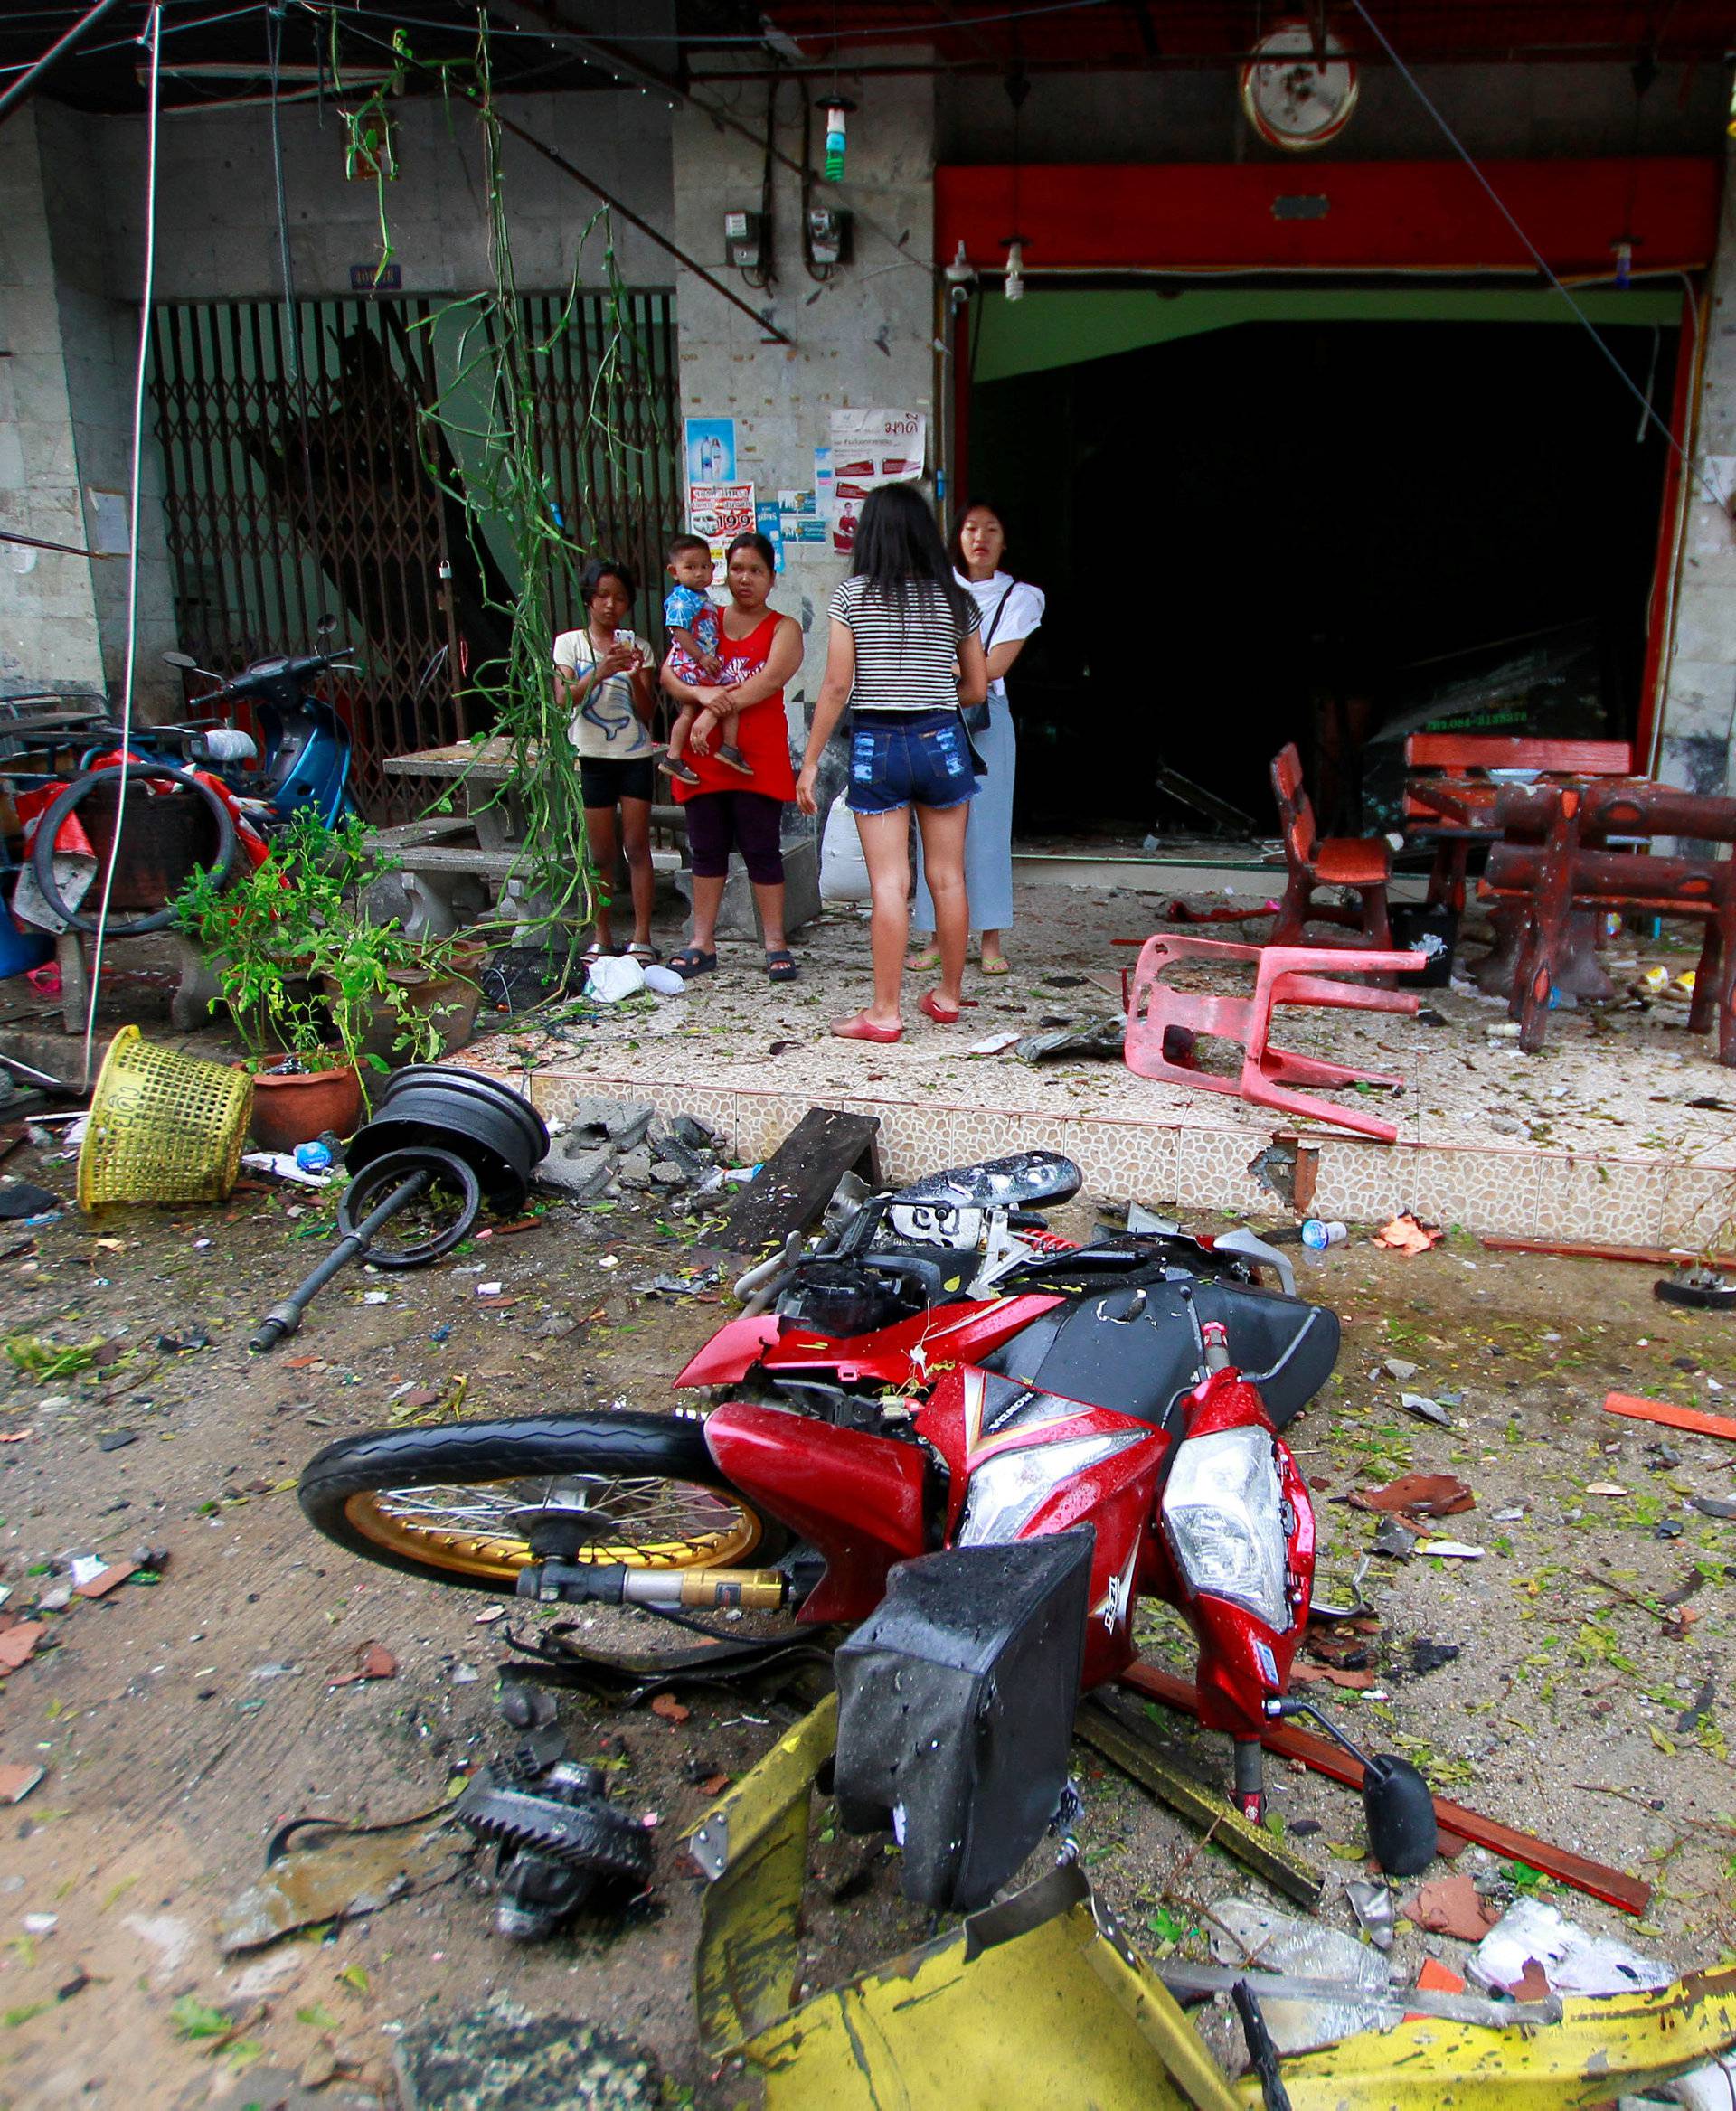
[1124,933,1426,1142]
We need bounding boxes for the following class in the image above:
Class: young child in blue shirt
[661,533,750,785]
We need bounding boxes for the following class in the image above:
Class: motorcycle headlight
[958,1431,1144,1546]
[1161,1426,1290,1631]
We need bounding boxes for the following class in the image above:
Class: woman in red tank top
[659,532,804,981]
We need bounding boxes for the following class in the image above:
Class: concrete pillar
[669,63,938,724]
[1658,144,1736,795]
[0,101,177,713]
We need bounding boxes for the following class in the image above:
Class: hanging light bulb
[1003,238,1025,303]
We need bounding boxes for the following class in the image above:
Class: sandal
[920,990,969,1025]
[625,941,660,964]
[765,948,799,984]
[907,945,942,972]
[978,956,1011,976]
[831,1012,902,1043]
[668,947,717,980]
[581,940,617,966]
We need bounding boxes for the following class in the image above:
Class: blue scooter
[162,617,358,829]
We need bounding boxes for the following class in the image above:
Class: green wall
[972,286,1683,384]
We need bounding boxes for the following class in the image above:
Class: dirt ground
[3,1120,1736,2108]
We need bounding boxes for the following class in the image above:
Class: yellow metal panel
[1242,1965,1736,2109]
[745,1865,1239,2111]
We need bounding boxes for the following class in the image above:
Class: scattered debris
[1415,1540,1484,1560]
[721,1107,881,1253]
[541,1095,733,1209]
[1405,1872,1500,1940]
[1372,1214,1442,1256]
[1350,1474,1475,1524]
[1400,1390,1453,1428]
[1344,1879,1395,1951]
[1372,1516,1418,1560]
[219,1805,463,1952]
[1012,1015,1126,1062]
[1606,1391,1736,1444]
[392,2002,662,2111]
[0,1761,46,1804]
[330,1643,398,1686]
[1408,1639,1461,1677]
[1469,1898,1673,1999]
[1206,1899,1391,2056]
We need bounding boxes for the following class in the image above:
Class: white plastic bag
[819,791,870,902]
[585,954,646,1004]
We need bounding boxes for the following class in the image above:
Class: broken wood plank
[721,1107,882,1256]
[1482,1236,1736,1268]
[1604,1391,1736,1444]
[1075,1693,1324,1909]
[1118,1659,1651,1918]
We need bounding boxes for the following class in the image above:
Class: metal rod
[0,0,129,125]
[250,1167,431,1352]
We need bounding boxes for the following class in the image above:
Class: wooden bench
[1403,734,1634,914]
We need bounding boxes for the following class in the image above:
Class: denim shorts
[845,709,978,816]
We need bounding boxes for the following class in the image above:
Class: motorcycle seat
[977,1277,1337,1435]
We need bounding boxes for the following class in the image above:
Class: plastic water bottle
[294,1139,334,1173]
[1300,1218,1348,1251]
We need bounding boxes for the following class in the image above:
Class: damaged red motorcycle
[300,1149,1436,1911]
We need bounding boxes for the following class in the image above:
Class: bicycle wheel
[297,1411,785,1595]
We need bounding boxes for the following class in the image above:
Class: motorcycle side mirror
[1362,1754,1439,1876]
[162,651,199,670]
[1267,1696,1439,1876]
[316,611,337,637]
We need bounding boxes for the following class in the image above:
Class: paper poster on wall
[684,418,737,486]
[754,500,787,573]
[814,447,835,523]
[827,409,927,553]
[779,489,825,545]
[688,482,756,582]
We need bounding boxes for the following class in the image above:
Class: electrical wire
[78,0,161,1088]
[1347,0,1721,507]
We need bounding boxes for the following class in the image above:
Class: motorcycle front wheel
[298,1411,787,1596]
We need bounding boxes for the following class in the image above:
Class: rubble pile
[535,1098,731,1211]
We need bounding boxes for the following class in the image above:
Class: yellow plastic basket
[77,1025,254,1211]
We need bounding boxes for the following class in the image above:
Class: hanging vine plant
[325,9,659,977]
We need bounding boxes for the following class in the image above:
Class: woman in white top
[552,557,659,965]
[910,501,1045,976]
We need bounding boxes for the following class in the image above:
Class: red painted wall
[935,157,1722,275]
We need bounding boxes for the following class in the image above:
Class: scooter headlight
[1161,1426,1290,1630]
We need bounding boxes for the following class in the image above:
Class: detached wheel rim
[342,1472,766,1584]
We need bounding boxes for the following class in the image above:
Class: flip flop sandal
[765,949,799,983]
[626,942,661,964]
[831,1012,902,1043]
[978,957,1011,975]
[668,948,717,980]
[907,946,942,971]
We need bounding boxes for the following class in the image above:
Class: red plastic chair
[1123,933,1426,1142]
[1269,743,1393,948]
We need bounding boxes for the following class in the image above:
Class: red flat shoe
[831,1012,902,1043]
[920,991,966,1024]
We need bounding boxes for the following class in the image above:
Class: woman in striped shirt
[796,483,988,1042]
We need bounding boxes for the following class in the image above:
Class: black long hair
[579,556,637,607]
[850,483,975,630]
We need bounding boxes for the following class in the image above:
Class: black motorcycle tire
[29,761,239,937]
[298,1411,788,1596]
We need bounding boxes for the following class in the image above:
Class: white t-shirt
[553,627,655,759]
[958,570,1044,703]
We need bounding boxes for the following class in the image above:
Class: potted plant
[173,813,486,1150]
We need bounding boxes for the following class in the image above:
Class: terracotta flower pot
[320,939,489,1070]
[245,1061,363,1153]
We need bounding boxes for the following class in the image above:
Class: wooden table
[1481,777,1736,1054]
[379,741,688,930]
